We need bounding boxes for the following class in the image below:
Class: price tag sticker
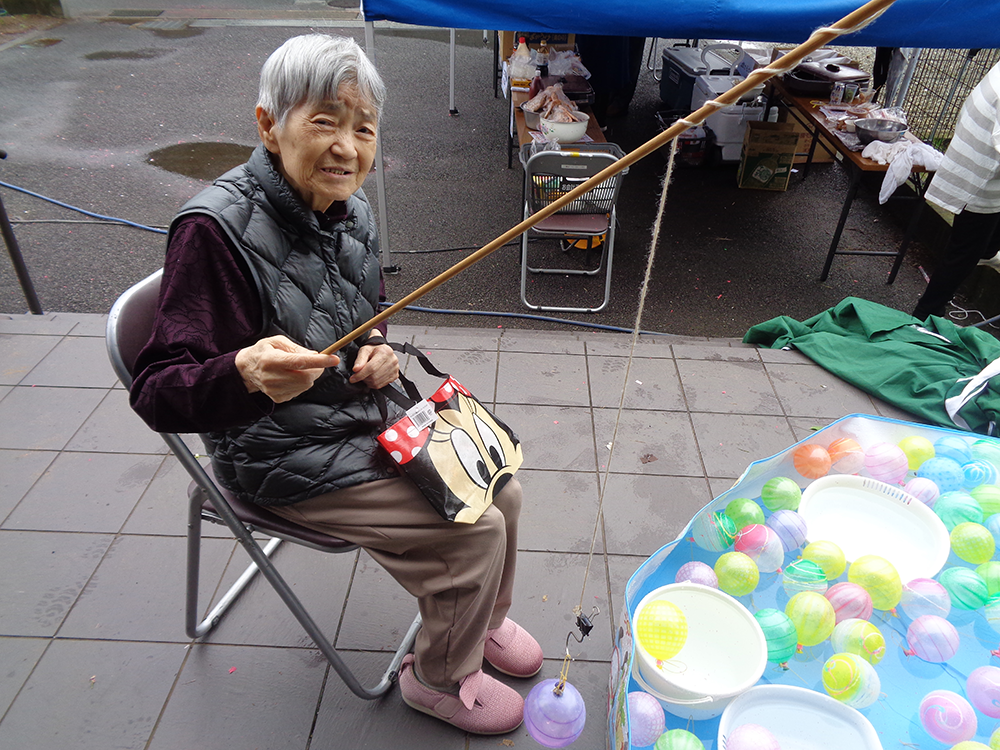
[406,400,437,431]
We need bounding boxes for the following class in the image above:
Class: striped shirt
[925,60,1000,215]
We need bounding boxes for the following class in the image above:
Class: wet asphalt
[0,19,986,338]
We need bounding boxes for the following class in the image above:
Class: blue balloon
[934,436,972,465]
[963,459,998,489]
[917,457,965,494]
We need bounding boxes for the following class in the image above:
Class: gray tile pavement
[0,312,918,749]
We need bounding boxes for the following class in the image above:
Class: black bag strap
[373,341,449,423]
[389,341,451,380]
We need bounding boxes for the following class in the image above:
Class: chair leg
[186,484,283,639]
[520,216,616,313]
[169,433,421,700]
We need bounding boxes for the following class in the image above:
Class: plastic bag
[548,50,590,79]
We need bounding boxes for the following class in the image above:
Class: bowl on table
[854,118,908,146]
[540,112,589,143]
[521,103,541,130]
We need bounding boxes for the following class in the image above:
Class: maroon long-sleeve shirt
[129,207,387,434]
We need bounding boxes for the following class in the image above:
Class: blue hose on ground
[380,302,670,336]
[0,180,168,234]
[0,179,670,335]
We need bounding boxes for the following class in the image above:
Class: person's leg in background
[913,209,1000,319]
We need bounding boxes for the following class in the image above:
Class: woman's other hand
[235,335,339,403]
[350,339,399,389]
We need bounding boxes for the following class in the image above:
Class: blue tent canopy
[361,0,995,49]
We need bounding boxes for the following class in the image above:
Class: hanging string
[575,138,680,614]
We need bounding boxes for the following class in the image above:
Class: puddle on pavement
[147,142,255,181]
[20,38,62,48]
[85,48,173,61]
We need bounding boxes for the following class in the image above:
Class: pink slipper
[399,654,524,735]
[484,618,543,678]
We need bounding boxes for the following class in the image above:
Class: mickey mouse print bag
[376,342,523,524]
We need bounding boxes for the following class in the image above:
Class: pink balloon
[825,582,873,623]
[726,723,781,750]
[967,666,1000,718]
[919,690,977,744]
[905,476,941,506]
[865,442,909,485]
[627,691,665,747]
[734,524,784,573]
[905,615,960,662]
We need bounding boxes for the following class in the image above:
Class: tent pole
[449,29,459,116]
[365,19,397,273]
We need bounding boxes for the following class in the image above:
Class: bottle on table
[537,39,549,78]
[510,36,534,89]
[528,68,544,98]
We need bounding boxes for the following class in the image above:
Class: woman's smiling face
[256,84,378,211]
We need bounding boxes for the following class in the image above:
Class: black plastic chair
[106,269,421,700]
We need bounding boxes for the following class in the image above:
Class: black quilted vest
[171,145,401,506]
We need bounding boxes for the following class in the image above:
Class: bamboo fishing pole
[322,0,899,355]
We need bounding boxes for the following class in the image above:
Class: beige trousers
[268,476,522,688]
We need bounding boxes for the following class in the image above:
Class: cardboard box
[738,121,799,191]
[778,107,836,163]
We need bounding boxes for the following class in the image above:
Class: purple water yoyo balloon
[675,560,718,588]
[524,678,586,748]
[767,509,808,553]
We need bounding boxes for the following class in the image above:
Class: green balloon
[655,729,706,750]
[939,566,989,610]
[934,491,984,531]
[755,608,798,664]
[971,484,1000,518]
[971,440,1000,472]
[761,476,802,512]
[725,497,765,530]
[783,559,829,596]
[978,561,1000,597]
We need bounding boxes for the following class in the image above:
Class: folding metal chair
[520,143,627,313]
[106,269,421,700]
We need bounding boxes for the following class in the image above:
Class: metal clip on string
[555,605,600,694]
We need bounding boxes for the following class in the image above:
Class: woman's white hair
[256,34,386,126]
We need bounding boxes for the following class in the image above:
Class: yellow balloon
[715,551,760,597]
[802,540,847,580]
[951,522,996,565]
[898,435,935,470]
[848,555,902,610]
[786,591,836,647]
[636,600,688,661]
[952,743,991,750]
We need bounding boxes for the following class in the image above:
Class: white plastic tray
[797,474,949,582]
[718,684,883,750]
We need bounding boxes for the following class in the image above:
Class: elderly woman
[130,34,539,735]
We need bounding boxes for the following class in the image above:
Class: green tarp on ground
[744,297,1000,435]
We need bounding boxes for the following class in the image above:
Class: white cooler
[691,74,765,162]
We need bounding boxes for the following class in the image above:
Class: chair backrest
[106,269,163,390]
[524,147,626,216]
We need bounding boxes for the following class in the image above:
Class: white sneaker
[978,252,1000,272]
